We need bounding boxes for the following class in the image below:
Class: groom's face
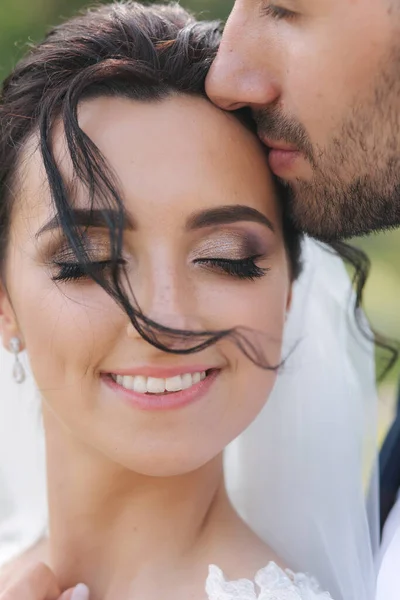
[206,0,400,240]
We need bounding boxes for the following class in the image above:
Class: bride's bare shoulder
[210,513,286,581]
[0,537,49,589]
[0,520,281,593]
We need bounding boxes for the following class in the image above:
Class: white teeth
[133,375,147,394]
[192,372,201,384]
[113,371,207,394]
[147,377,165,394]
[181,373,193,389]
[165,375,183,392]
[124,376,135,390]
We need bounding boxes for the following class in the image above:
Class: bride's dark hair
[0,1,396,373]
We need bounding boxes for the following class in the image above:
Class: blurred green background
[1,0,399,422]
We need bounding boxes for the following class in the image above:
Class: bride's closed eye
[46,237,127,283]
[193,256,269,280]
[52,259,127,283]
[46,227,272,283]
[191,230,271,281]
[53,256,269,283]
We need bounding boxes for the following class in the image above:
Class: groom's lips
[259,136,301,176]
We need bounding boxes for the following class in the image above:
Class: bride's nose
[125,264,204,339]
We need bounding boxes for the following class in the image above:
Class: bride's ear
[0,283,22,351]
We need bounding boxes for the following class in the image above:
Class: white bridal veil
[0,238,378,600]
[225,238,378,600]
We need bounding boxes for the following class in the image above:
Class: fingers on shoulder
[0,561,61,600]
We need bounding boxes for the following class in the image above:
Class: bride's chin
[102,441,225,478]
[65,425,225,478]
[123,458,221,479]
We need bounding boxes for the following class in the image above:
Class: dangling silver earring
[10,336,25,384]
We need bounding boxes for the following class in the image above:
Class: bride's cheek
[17,280,121,393]
[200,272,289,432]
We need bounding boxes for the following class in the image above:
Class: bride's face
[0,95,291,476]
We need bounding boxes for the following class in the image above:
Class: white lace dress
[205,562,333,600]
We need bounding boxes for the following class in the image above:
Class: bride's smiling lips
[101,365,222,411]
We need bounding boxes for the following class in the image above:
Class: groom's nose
[205,2,280,111]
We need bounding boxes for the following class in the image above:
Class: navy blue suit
[380,379,400,532]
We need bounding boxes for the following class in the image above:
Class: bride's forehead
[18,95,264,178]
[12,95,276,232]
[74,94,263,166]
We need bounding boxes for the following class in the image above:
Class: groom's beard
[253,47,400,242]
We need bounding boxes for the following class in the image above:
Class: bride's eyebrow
[186,205,275,233]
[36,205,275,238]
[36,209,136,238]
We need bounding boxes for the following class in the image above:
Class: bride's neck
[44,407,231,600]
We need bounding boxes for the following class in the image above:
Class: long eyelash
[260,4,297,20]
[52,260,125,283]
[195,256,269,281]
[53,257,268,284]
